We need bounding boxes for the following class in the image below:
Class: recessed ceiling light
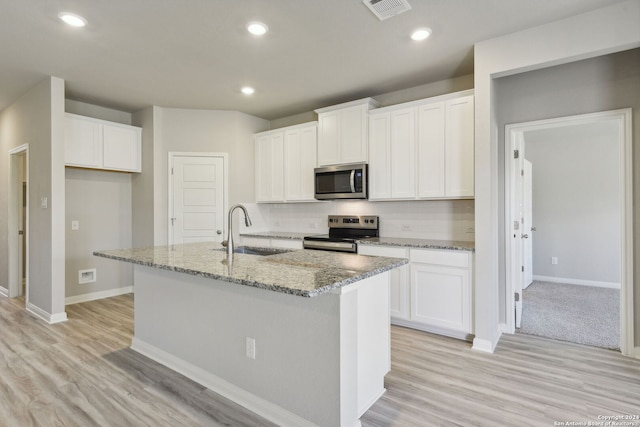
[411,27,432,41]
[241,86,255,95]
[58,12,87,27]
[247,21,269,36]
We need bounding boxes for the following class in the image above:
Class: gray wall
[65,168,133,298]
[0,76,66,318]
[132,107,269,246]
[525,121,620,285]
[494,47,640,334]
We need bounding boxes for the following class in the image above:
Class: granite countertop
[241,231,319,240]
[94,242,407,298]
[358,237,475,252]
[240,232,475,251]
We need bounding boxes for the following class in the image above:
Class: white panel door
[340,105,367,163]
[368,112,391,199]
[523,159,533,288]
[103,124,141,172]
[417,102,445,198]
[410,263,471,332]
[445,96,474,197]
[390,107,416,199]
[171,156,225,245]
[317,111,340,166]
[64,115,102,168]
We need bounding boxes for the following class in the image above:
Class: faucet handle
[221,240,229,248]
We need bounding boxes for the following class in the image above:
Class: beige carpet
[518,281,619,350]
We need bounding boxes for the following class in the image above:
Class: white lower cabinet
[410,249,472,335]
[360,244,474,340]
[357,245,410,320]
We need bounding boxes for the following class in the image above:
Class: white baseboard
[472,328,502,353]
[131,337,316,427]
[65,286,133,305]
[532,275,620,289]
[391,318,474,342]
[0,286,8,298]
[26,302,67,324]
[634,347,640,360]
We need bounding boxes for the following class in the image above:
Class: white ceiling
[0,0,626,120]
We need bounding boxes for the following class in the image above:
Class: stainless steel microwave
[314,163,367,200]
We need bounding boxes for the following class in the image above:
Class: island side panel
[132,265,343,426]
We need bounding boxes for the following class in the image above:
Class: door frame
[504,109,634,357]
[167,152,228,245]
[8,144,29,301]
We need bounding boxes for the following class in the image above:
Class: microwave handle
[350,170,356,193]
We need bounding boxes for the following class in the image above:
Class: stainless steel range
[303,215,379,253]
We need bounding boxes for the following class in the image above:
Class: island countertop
[94,242,407,298]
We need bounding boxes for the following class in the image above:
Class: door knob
[521,234,529,239]
[217,230,222,235]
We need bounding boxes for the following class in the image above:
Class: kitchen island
[94,243,407,427]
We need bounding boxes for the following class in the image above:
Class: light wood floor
[1,295,639,426]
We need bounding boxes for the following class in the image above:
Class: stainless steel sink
[217,246,293,256]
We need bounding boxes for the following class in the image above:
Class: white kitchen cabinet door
[285,125,317,202]
[255,133,284,202]
[339,105,368,164]
[102,124,141,172]
[367,112,391,200]
[417,102,446,198]
[390,107,416,199]
[410,250,472,333]
[64,113,142,172]
[317,111,340,166]
[358,245,410,320]
[64,115,102,168]
[316,98,377,166]
[445,95,474,197]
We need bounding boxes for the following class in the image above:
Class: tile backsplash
[240,199,475,242]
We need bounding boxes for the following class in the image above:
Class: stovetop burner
[303,215,379,253]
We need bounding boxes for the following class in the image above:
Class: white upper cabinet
[368,107,416,200]
[284,125,317,202]
[368,90,474,201]
[255,122,317,203]
[255,132,285,203]
[64,113,142,173]
[315,98,378,166]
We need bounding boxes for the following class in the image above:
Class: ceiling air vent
[363,0,412,21]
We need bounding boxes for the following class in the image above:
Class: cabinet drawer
[410,249,470,268]
[241,237,271,248]
[358,245,408,258]
[271,239,303,250]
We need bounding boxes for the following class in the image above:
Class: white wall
[248,200,475,242]
[525,121,620,286]
[474,0,640,352]
[0,76,66,321]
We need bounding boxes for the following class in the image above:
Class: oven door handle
[350,169,356,193]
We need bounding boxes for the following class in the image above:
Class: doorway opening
[8,144,29,305]
[504,109,633,356]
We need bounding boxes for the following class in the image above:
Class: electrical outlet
[71,220,80,230]
[551,257,558,265]
[246,337,256,359]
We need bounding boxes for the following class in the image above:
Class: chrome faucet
[224,204,252,259]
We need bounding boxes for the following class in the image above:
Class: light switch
[71,220,80,231]
[40,197,48,209]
